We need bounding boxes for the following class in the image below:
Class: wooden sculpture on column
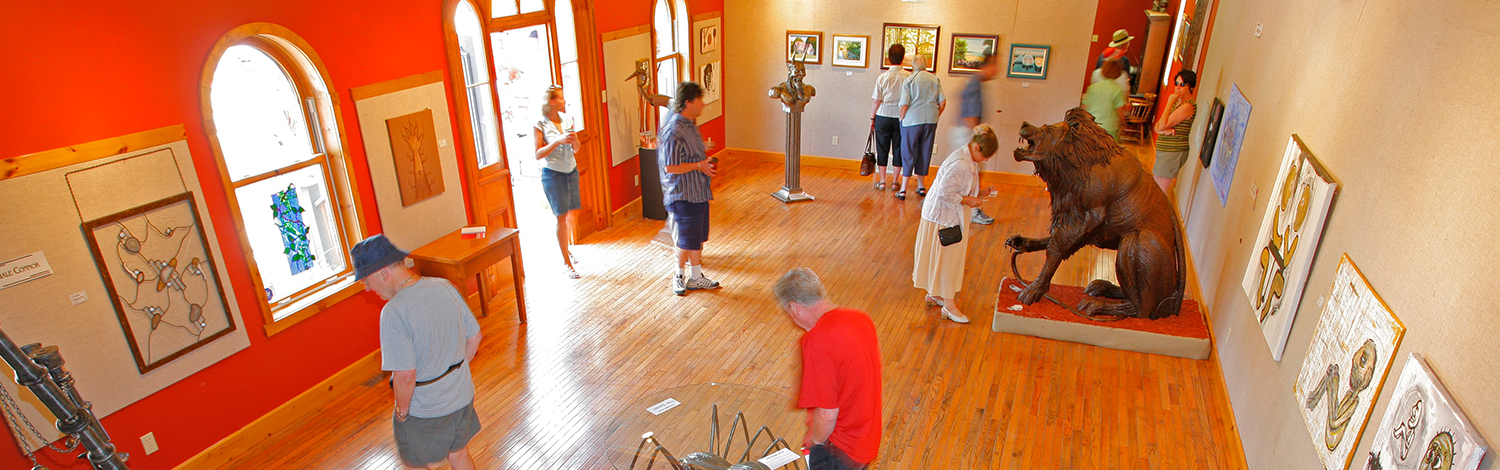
[766,59,816,203]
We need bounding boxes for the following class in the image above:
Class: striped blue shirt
[658,113,713,205]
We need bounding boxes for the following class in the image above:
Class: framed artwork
[699,23,719,54]
[81,192,237,374]
[1198,97,1225,168]
[1240,135,1339,361]
[831,34,869,68]
[699,61,721,104]
[1006,44,1051,79]
[1293,254,1405,470]
[949,33,998,73]
[385,108,445,207]
[786,30,822,64]
[880,23,940,71]
[1210,83,1252,206]
[1365,353,1489,470]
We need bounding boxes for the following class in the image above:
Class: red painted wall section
[596,0,725,213]
[0,1,457,468]
[1083,0,1163,94]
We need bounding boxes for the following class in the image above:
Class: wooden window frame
[199,23,368,337]
[650,0,691,125]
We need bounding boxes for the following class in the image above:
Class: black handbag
[938,224,963,246]
[859,124,876,176]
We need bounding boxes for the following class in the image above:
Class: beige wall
[1178,0,1500,467]
[724,0,1098,175]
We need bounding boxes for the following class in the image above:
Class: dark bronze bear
[1006,108,1186,320]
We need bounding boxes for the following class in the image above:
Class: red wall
[1083,0,1170,93]
[597,0,725,213]
[0,1,455,468]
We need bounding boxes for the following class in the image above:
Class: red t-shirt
[797,307,883,464]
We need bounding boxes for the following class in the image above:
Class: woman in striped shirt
[1152,70,1198,194]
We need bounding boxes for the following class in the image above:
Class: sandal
[917,187,928,197]
[895,190,906,200]
[563,265,581,279]
[874,181,885,191]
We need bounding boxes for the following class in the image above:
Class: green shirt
[1081,80,1126,137]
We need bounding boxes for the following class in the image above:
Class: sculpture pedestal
[991,277,1210,360]
[771,188,814,203]
[773,109,813,204]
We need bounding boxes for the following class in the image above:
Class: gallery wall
[1175,0,1500,467]
[724,0,1098,176]
[597,0,726,213]
[0,1,455,468]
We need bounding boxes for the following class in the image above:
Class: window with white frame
[653,0,689,124]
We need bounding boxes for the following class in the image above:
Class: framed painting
[786,30,822,64]
[1241,135,1339,361]
[949,33,998,73]
[699,61,721,104]
[1006,44,1051,79]
[699,23,719,54]
[1365,353,1489,470]
[81,192,237,374]
[1198,97,1225,168]
[386,108,445,207]
[831,34,869,68]
[880,23,939,71]
[1293,254,1405,470]
[1210,83,1252,206]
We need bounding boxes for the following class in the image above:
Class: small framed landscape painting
[787,30,823,64]
[1006,43,1051,79]
[831,34,869,68]
[949,33,998,73]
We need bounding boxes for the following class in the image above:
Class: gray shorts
[393,403,481,466]
[1153,149,1190,178]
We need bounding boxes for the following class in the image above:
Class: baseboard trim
[721,147,1045,188]
[610,197,643,227]
[175,350,383,469]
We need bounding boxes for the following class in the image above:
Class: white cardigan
[920,146,978,226]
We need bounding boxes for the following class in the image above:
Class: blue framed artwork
[1210,84,1252,206]
[1006,44,1050,79]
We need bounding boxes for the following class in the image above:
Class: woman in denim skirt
[534,85,583,278]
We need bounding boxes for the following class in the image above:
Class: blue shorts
[668,200,710,251]
[540,168,581,216]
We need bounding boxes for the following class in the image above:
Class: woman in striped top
[1152,70,1198,194]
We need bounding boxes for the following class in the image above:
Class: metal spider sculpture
[628,404,803,470]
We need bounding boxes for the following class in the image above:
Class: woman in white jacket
[912,124,998,323]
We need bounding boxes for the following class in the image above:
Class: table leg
[511,238,527,323]
[475,272,491,318]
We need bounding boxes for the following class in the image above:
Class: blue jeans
[810,443,866,470]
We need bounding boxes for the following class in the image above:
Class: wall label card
[646,398,682,415]
[0,251,54,290]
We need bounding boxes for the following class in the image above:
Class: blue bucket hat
[350,234,409,280]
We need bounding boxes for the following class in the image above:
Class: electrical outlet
[1091,34,1099,42]
[832,136,839,145]
[1254,23,1263,38]
[634,175,640,186]
[438,139,448,148]
[1249,182,1259,204]
[141,432,159,455]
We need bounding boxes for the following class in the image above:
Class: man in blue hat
[351,234,482,469]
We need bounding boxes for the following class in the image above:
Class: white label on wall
[758,448,801,468]
[646,398,681,415]
[70,291,89,305]
[0,251,53,290]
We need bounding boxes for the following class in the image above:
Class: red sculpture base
[991,277,1211,360]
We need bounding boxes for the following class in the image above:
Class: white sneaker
[941,305,971,324]
[686,275,721,290]
[971,208,994,225]
[672,274,687,296]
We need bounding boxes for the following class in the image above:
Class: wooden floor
[226,149,1245,469]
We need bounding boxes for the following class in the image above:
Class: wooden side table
[407,227,527,322]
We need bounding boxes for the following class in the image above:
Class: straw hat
[1108,29,1134,48]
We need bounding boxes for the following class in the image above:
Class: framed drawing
[881,23,940,71]
[1210,84,1251,206]
[786,30,822,64]
[1365,353,1489,470]
[1293,254,1405,470]
[386,108,445,207]
[699,23,719,54]
[831,34,869,68]
[1006,44,1051,79]
[1198,98,1225,168]
[949,33,998,73]
[699,61,721,104]
[1241,135,1338,361]
[82,192,237,374]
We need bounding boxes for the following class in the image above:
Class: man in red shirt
[774,267,883,470]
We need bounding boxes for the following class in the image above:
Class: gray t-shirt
[380,277,481,418]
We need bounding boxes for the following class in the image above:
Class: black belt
[389,361,464,388]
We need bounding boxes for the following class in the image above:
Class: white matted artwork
[0,139,250,445]
[1293,254,1405,470]
[699,61,721,105]
[604,32,651,166]
[1241,135,1339,361]
[698,22,718,54]
[353,78,466,250]
[1364,353,1488,470]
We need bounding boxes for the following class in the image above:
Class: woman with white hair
[896,54,945,201]
[912,124,998,323]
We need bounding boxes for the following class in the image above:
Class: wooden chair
[1119,94,1157,145]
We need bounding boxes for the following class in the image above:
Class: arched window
[455,1,504,168]
[652,0,690,122]
[201,25,364,334]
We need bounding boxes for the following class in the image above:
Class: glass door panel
[490,25,555,178]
